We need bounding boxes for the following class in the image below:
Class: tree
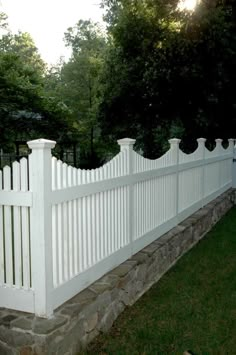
[0,13,73,150]
[99,0,184,157]
[0,12,8,31]
[99,0,236,156]
[59,20,107,167]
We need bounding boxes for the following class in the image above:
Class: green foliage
[54,20,108,167]
[99,0,236,157]
[64,19,106,55]
[0,13,73,151]
[2,1,236,165]
[0,31,45,73]
[0,12,8,31]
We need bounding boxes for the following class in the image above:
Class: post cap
[228,139,235,149]
[117,138,136,147]
[27,138,56,150]
[197,138,206,144]
[168,138,181,146]
[215,138,223,144]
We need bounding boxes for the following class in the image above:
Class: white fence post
[168,138,181,219]
[228,138,234,153]
[27,138,56,318]
[215,138,223,189]
[215,138,223,152]
[197,138,206,207]
[231,139,236,188]
[117,138,136,249]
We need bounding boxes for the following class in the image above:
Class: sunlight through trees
[178,0,199,11]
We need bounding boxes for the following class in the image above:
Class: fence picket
[67,166,73,279]
[56,160,63,284]
[103,165,108,256]
[86,171,92,267]
[77,169,83,272]
[73,168,78,276]
[100,168,105,258]
[81,170,87,269]
[90,170,96,264]
[62,163,68,281]
[20,158,30,289]
[13,161,22,287]
[3,166,13,286]
[52,157,59,287]
[107,165,112,255]
[95,169,101,262]
[0,171,4,284]
[111,162,115,253]
[116,157,121,250]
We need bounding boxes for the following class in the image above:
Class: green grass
[81,208,236,355]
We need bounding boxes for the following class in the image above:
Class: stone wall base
[1,189,235,355]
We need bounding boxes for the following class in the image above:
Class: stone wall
[0,189,235,355]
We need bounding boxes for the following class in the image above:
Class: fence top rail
[49,137,234,191]
[51,151,233,203]
[0,137,234,174]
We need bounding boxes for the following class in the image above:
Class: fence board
[13,161,22,287]
[20,158,30,289]
[0,170,4,284]
[52,157,58,287]
[56,160,63,285]
[3,166,13,286]
[72,168,78,277]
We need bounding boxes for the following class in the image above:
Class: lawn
[81,208,236,355]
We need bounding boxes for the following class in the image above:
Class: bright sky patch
[1,0,104,64]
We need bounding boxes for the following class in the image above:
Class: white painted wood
[111,175,115,254]
[28,139,56,318]
[3,166,13,286]
[229,139,236,188]
[203,183,231,206]
[117,138,136,252]
[77,169,83,273]
[73,168,78,276]
[52,243,133,309]
[197,139,206,205]
[99,169,105,259]
[95,169,100,262]
[133,149,172,173]
[0,170,4,285]
[57,160,63,285]
[169,139,181,218]
[87,170,92,267]
[20,158,30,289]
[52,157,59,287]
[12,161,22,287]
[50,153,232,205]
[68,166,73,279]
[0,191,32,207]
[215,139,223,190]
[0,136,234,318]
[62,163,69,282]
[0,286,34,313]
[106,166,111,256]
[116,156,121,250]
[90,178,96,262]
[82,170,88,270]
[103,166,108,257]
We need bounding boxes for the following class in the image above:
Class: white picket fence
[0,137,235,317]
